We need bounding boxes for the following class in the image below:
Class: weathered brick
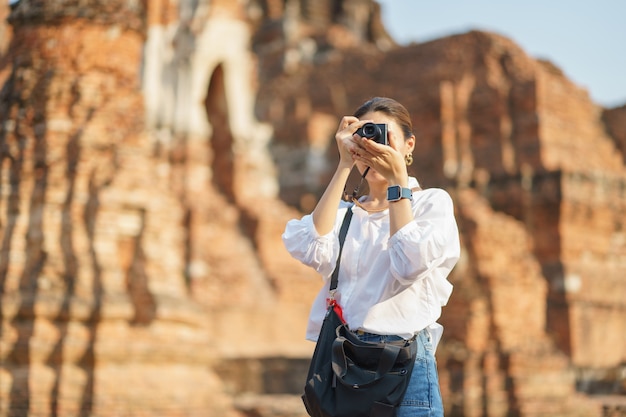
[1,1,624,417]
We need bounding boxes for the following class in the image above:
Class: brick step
[214,357,309,395]
[234,393,308,417]
[594,395,626,417]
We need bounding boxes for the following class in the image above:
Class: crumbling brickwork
[1,1,625,416]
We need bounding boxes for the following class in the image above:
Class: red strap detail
[327,298,346,323]
[333,304,346,323]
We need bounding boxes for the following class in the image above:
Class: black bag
[302,208,418,417]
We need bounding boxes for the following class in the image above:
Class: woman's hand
[311,116,370,236]
[352,128,408,185]
[334,116,368,168]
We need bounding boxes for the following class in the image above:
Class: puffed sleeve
[362,189,459,335]
[388,188,460,292]
[282,204,351,279]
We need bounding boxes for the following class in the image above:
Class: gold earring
[405,152,413,166]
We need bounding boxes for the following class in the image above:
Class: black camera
[355,123,388,145]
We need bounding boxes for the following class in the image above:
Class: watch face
[387,186,401,201]
[387,186,412,201]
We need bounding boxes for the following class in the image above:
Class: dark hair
[353,97,413,140]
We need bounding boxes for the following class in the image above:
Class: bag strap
[329,207,354,293]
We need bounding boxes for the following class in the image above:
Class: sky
[376,0,626,108]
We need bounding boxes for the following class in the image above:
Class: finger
[351,145,373,161]
[359,135,386,153]
[351,119,375,138]
[337,116,359,134]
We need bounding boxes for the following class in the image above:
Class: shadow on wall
[205,63,236,202]
[0,70,103,415]
[0,72,156,416]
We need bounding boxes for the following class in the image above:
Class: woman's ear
[405,135,416,154]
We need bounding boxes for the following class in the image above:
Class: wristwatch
[387,185,413,202]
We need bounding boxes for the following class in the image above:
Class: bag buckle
[327,290,337,306]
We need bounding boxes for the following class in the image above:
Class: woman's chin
[365,169,386,182]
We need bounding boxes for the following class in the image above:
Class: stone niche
[1,1,625,417]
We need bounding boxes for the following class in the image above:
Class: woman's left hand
[353,129,408,185]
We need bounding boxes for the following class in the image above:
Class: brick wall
[1,1,625,416]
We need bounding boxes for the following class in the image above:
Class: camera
[355,123,388,145]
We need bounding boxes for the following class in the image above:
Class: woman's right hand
[335,116,367,167]
[311,116,365,235]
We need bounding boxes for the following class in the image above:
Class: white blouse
[282,177,460,349]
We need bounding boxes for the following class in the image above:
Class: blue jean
[355,329,444,417]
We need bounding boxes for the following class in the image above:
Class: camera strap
[344,167,370,201]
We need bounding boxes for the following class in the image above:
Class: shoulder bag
[302,208,418,417]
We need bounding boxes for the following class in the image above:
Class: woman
[282,97,460,416]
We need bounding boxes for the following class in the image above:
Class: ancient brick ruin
[0,1,625,417]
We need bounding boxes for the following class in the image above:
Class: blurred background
[0,1,625,416]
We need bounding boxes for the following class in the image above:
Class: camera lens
[355,122,387,144]
[362,124,377,137]
[359,122,380,140]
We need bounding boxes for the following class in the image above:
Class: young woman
[282,97,460,416]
